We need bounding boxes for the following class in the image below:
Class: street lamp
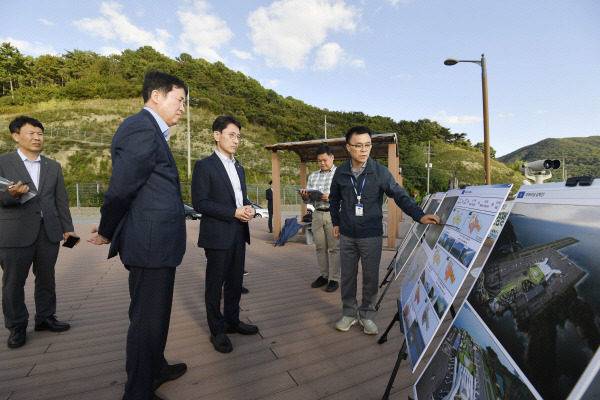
[444,54,490,185]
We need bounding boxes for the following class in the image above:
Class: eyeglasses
[347,143,372,150]
[222,132,242,142]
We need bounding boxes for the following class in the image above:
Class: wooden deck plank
[1,217,452,400]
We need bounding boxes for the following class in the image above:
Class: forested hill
[0,43,524,193]
[498,136,600,178]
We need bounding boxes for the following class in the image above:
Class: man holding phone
[0,116,78,349]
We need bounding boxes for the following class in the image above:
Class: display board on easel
[414,179,600,400]
[399,184,513,371]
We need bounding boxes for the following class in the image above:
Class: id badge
[355,204,364,217]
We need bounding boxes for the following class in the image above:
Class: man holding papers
[299,144,340,293]
[0,116,77,349]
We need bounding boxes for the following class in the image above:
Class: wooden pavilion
[264,133,405,248]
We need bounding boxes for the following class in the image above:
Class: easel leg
[382,339,408,400]
[378,312,400,345]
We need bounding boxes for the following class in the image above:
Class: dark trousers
[123,265,175,400]
[268,206,273,232]
[204,222,246,335]
[1,220,60,329]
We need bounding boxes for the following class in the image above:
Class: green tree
[473,142,496,158]
[0,42,28,97]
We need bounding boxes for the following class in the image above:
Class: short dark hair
[142,71,188,104]
[212,115,241,132]
[9,116,44,134]
[269,180,272,185]
[345,125,372,143]
[315,144,333,158]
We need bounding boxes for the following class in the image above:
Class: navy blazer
[98,109,186,268]
[0,151,73,247]
[191,152,251,250]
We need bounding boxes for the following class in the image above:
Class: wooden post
[387,143,399,248]
[272,151,281,240]
[300,161,307,217]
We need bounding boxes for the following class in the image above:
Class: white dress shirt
[17,148,41,190]
[215,150,244,207]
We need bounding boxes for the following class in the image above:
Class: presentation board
[415,180,600,400]
[393,192,445,279]
[400,184,512,370]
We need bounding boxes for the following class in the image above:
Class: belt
[316,208,330,212]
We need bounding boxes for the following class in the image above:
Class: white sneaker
[359,318,378,335]
[335,316,358,331]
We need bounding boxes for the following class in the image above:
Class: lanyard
[350,175,366,204]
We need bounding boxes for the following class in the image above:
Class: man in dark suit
[0,116,78,349]
[192,115,259,353]
[266,180,273,233]
[88,71,187,400]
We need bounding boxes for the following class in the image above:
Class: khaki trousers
[312,210,340,282]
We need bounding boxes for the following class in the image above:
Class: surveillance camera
[520,159,561,184]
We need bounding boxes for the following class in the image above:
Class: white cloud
[534,109,548,115]
[177,0,233,62]
[392,73,411,80]
[100,46,123,56]
[72,1,171,54]
[262,79,281,89]
[383,0,411,5]
[0,37,57,56]
[497,112,514,118]
[248,0,360,70]
[431,110,481,125]
[39,18,54,26]
[312,42,364,71]
[231,49,254,60]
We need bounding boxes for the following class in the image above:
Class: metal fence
[66,182,305,208]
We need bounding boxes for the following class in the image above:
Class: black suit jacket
[98,109,186,268]
[192,152,251,250]
[0,151,73,247]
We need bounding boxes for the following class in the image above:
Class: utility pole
[187,90,191,179]
[425,141,433,194]
[323,115,334,139]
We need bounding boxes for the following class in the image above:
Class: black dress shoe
[225,321,259,335]
[7,325,26,348]
[325,280,339,292]
[210,333,233,353]
[123,393,164,400]
[152,362,187,390]
[311,276,328,288]
[34,316,70,332]
[241,286,249,294]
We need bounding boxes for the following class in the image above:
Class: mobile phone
[62,235,80,248]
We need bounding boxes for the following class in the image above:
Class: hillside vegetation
[1,43,525,199]
[498,136,600,181]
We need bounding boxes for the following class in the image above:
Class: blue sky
[1,0,599,157]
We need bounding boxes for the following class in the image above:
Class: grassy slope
[1,98,524,190]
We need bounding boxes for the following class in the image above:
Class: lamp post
[444,54,490,185]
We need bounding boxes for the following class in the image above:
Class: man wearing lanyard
[299,145,340,293]
[329,126,440,334]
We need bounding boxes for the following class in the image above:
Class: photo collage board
[392,192,445,280]
[399,184,513,371]
[414,180,600,400]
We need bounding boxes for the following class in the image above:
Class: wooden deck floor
[0,218,457,400]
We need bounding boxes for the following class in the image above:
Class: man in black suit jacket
[192,115,259,353]
[0,116,78,349]
[89,72,187,400]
